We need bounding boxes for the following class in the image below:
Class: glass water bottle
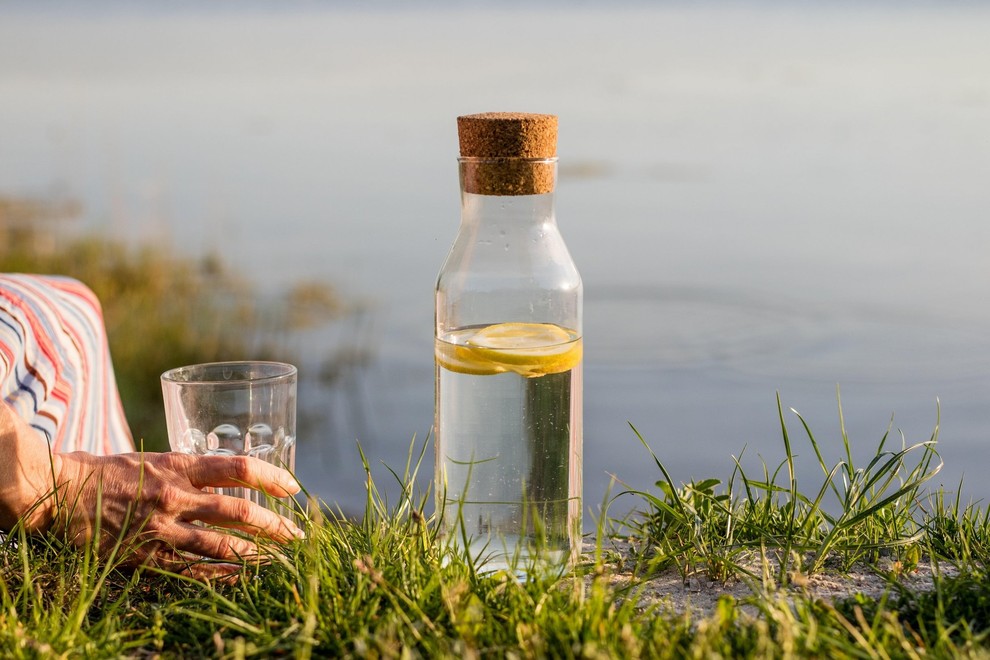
[434,112,583,571]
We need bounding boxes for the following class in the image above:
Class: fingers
[183,561,244,584]
[129,541,249,583]
[187,493,305,542]
[166,521,265,562]
[119,522,281,582]
[180,454,300,498]
[113,504,299,581]
[50,452,307,583]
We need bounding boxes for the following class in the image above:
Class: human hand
[46,451,306,579]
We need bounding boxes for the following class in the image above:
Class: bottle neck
[457,157,558,230]
[437,157,579,337]
[458,190,557,232]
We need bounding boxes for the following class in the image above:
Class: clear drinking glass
[161,361,298,513]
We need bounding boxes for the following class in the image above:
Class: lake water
[2,3,990,522]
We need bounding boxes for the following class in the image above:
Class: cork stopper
[457,112,557,159]
[457,112,558,196]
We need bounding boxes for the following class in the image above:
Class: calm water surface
[2,3,990,520]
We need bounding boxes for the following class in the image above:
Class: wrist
[0,402,61,533]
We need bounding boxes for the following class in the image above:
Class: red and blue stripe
[1,274,134,455]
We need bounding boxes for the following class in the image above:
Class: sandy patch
[588,539,955,617]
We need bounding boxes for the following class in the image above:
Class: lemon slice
[468,322,573,353]
[437,323,582,377]
[474,323,582,377]
[435,341,505,376]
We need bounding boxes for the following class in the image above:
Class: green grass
[4,401,990,658]
[621,392,942,585]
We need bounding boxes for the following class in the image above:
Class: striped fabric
[0,274,134,455]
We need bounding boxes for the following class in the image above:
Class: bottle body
[435,159,583,571]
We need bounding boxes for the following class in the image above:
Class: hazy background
[2,2,989,521]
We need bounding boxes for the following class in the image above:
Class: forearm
[0,400,60,532]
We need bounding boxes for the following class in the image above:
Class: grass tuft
[622,391,942,585]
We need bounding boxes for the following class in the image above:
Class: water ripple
[585,285,990,383]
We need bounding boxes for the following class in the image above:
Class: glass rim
[161,360,297,385]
